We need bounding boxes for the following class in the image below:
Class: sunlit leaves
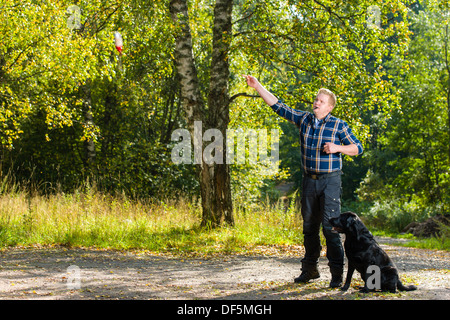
[231,0,412,145]
[358,1,450,215]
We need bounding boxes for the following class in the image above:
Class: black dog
[329,212,417,293]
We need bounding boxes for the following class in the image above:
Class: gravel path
[0,238,448,300]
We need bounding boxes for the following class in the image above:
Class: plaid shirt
[271,100,363,174]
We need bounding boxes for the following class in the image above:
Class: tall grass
[0,187,304,254]
[1,184,448,252]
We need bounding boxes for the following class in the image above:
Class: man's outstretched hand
[242,75,278,106]
[243,75,260,89]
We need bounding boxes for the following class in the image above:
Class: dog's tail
[397,279,417,291]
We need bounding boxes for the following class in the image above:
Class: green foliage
[356,1,450,232]
[0,0,192,197]
[361,199,435,232]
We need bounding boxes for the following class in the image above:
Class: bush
[359,199,435,233]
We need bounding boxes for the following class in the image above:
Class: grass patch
[371,230,450,251]
[0,189,304,254]
[1,189,447,253]
[401,237,450,250]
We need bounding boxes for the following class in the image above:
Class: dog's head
[330,211,368,241]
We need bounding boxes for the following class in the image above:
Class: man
[243,75,363,288]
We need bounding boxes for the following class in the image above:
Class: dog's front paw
[340,285,350,291]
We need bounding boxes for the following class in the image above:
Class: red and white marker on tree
[114,31,123,54]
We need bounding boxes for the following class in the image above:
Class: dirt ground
[0,237,448,300]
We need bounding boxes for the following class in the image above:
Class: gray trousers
[301,172,344,274]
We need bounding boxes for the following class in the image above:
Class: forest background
[0,0,449,251]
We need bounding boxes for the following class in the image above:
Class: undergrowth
[0,188,304,254]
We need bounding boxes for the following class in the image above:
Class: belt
[304,170,342,180]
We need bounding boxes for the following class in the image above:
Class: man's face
[313,93,334,120]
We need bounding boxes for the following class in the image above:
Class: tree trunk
[445,24,450,162]
[81,83,96,168]
[204,0,234,226]
[170,0,234,227]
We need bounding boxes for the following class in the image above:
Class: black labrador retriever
[329,211,417,293]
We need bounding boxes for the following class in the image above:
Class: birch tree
[170,0,234,227]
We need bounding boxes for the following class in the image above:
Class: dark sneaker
[294,269,320,283]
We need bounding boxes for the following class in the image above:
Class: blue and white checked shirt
[271,100,363,174]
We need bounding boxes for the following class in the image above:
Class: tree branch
[229,92,261,102]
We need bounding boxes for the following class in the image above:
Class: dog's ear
[347,216,363,241]
[354,218,368,242]
[344,215,354,228]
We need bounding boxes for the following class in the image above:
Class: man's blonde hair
[317,88,336,107]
